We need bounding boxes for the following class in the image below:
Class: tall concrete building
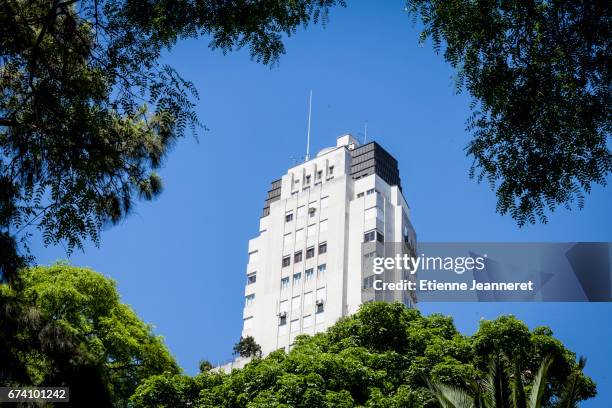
[242,134,417,356]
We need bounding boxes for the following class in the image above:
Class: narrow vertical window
[306,247,315,259]
[247,273,257,285]
[282,256,291,267]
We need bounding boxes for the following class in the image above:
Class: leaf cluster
[406,0,611,225]
[0,0,344,282]
[131,302,596,407]
[0,262,179,406]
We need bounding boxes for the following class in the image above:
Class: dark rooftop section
[350,142,402,190]
[261,141,402,217]
[262,178,281,217]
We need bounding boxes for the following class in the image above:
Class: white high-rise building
[242,134,417,356]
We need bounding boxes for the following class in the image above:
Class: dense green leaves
[406,0,611,226]
[0,263,178,406]
[131,302,596,407]
[0,0,344,282]
[234,336,263,358]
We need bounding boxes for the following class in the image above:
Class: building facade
[242,134,417,356]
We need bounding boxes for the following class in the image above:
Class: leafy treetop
[0,0,344,282]
[406,0,611,226]
[130,302,596,407]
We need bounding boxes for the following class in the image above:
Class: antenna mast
[305,90,312,161]
[363,120,368,143]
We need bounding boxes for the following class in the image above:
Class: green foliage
[199,360,214,373]
[0,0,344,283]
[406,0,611,226]
[0,262,178,406]
[131,302,596,407]
[234,335,263,358]
[129,373,204,408]
[428,353,587,408]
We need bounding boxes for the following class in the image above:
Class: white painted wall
[241,136,416,356]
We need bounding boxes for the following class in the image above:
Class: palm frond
[528,355,553,408]
[428,381,475,408]
[511,359,527,408]
[556,356,587,408]
[488,355,511,408]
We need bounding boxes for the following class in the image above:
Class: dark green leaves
[406,0,611,225]
[131,302,596,407]
[0,0,344,277]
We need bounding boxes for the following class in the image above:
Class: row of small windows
[282,242,327,267]
[281,264,326,289]
[285,198,329,222]
[356,188,377,198]
[283,221,328,247]
[297,167,334,184]
[279,306,323,329]
[278,297,325,326]
[247,266,325,308]
[293,166,334,190]
[364,229,384,243]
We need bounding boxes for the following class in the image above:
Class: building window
[281,277,289,290]
[307,224,316,237]
[316,170,322,180]
[364,230,376,242]
[328,165,334,175]
[318,242,327,254]
[303,314,313,328]
[317,264,326,278]
[247,273,256,285]
[309,207,316,217]
[291,319,300,333]
[279,315,287,326]
[283,233,292,248]
[319,219,328,232]
[293,272,301,285]
[306,247,315,259]
[285,212,294,222]
[316,302,324,314]
[305,175,311,184]
[295,228,304,242]
[244,317,254,330]
[294,179,300,185]
[377,231,385,243]
[248,251,258,263]
[294,251,303,263]
[365,207,378,220]
[366,188,375,195]
[282,256,291,267]
[297,206,306,218]
[321,196,329,208]
[357,192,364,198]
[292,295,301,310]
[305,268,314,281]
[363,275,375,289]
[245,294,255,307]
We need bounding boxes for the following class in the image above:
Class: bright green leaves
[3,263,179,405]
[131,302,596,407]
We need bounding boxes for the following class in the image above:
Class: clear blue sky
[31,1,611,405]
